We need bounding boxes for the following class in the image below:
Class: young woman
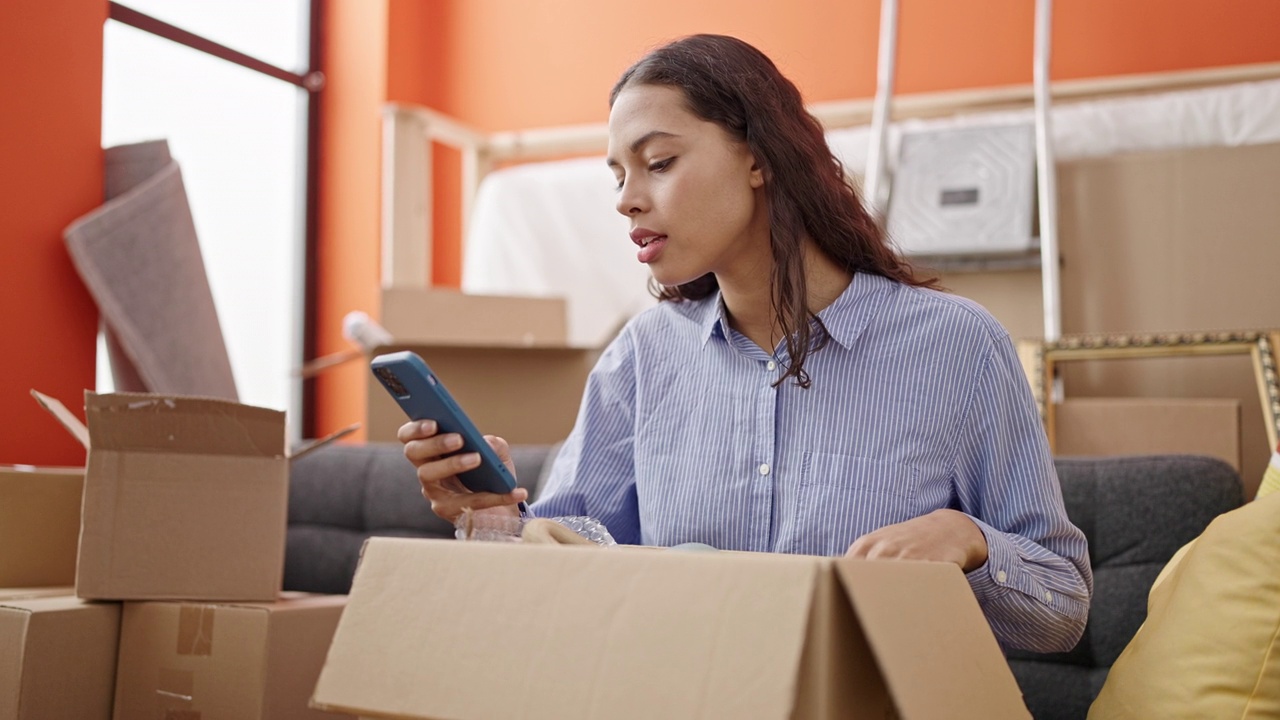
[399,34,1091,654]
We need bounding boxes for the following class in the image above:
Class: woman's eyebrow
[607,130,680,168]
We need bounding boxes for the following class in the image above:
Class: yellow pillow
[1259,444,1280,499]
[1088,491,1280,719]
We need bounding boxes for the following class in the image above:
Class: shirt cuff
[963,514,1021,604]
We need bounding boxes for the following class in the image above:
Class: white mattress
[463,79,1280,348]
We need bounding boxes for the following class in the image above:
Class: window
[99,1,316,437]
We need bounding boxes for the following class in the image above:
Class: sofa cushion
[1086,490,1280,719]
[285,442,552,593]
[1260,442,1280,498]
[1008,455,1242,720]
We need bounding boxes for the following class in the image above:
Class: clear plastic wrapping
[453,512,617,546]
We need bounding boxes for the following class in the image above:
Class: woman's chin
[648,264,704,289]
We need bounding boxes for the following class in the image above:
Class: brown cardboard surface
[836,560,1029,719]
[380,287,568,347]
[0,595,121,720]
[0,467,82,587]
[1055,398,1241,471]
[34,391,292,602]
[366,345,596,445]
[941,141,1280,497]
[0,588,76,601]
[114,593,350,720]
[312,539,1028,720]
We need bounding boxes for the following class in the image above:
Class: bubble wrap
[454,514,616,546]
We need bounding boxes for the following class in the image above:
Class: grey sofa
[284,445,1243,719]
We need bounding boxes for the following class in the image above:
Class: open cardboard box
[114,592,351,720]
[311,539,1030,719]
[32,390,354,602]
[0,591,120,720]
[0,466,82,588]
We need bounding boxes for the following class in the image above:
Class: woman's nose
[615,180,646,217]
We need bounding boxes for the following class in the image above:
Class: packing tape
[177,605,215,656]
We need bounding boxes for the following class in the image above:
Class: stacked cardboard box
[1,391,353,720]
[365,288,599,445]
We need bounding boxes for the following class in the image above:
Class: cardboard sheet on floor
[62,139,238,400]
[311,539,1030,720]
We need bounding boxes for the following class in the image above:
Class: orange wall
[312,0,1280,436]
[0,0,105,465]
[313,0,390,439]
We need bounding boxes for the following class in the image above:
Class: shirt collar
[814,271,896,351]
[696,271,897,350]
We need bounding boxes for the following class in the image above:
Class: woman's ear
[749,158,766,189]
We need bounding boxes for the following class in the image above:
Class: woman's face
[607,84,768,288]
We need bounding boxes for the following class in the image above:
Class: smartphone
[371,351,521,500]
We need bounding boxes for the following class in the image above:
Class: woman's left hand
[845,509,989,572]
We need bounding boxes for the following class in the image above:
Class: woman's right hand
[398,419,528,523]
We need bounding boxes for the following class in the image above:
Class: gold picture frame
[1016,330,1280,454]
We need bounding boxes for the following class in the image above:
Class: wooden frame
[1017,330,1280,454]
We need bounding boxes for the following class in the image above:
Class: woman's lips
[631,228,668,263]
[636,235,667,263]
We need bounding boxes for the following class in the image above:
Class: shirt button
[1044,591,1053,603]
[758,463,771,476]
[996,570,1008,584]
[766,360,777,371]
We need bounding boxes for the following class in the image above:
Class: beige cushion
[1088,490,1280,719]
[1259,444,1280,499]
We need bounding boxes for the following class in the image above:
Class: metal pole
[864,0,899,218]
[1034,0,1062,342]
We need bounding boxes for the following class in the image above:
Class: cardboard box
[312,539,1030,719]
[366,345,596,445]
[380,287,569,347]
[0,594,121,720]
[0,587,76,601]
[1055,398,1241,471]
[366,288,597,445]
[34,391,348,602]
[0,466,82,587]
[113,593,350,720]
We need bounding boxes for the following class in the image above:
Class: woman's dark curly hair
[611,34,936,388]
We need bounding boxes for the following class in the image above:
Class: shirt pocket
[791,452,921,556]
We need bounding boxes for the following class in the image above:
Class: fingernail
[445,434,463,450]
[420,420,436,434]
[462,453,481,467]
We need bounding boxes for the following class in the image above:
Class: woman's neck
[719,237,853,354]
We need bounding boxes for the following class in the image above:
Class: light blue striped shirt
[533,271,1092,653]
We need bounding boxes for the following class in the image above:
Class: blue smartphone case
[371,350,518,495]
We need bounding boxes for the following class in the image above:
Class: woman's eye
[614,176,625,191]
[648,157,674,173]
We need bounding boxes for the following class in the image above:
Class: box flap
[30,390,90,450]
[83,391,285,457]
[313,539,820,720]
[834,560,1030,719]
[289,423,360,462]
